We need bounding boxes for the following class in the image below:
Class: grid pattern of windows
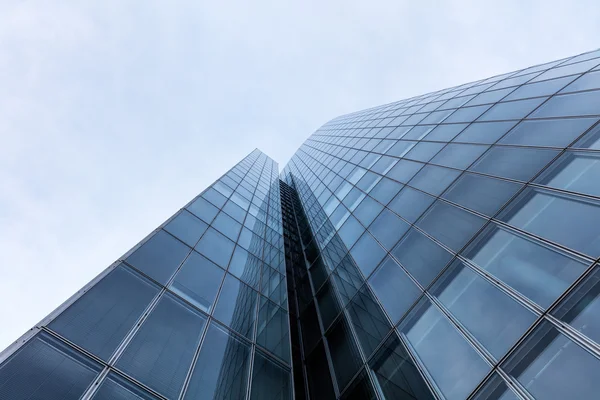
[0,149,291,400]
[281,48,600,399]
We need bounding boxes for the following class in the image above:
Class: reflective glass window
[470,373,520,400]
[188,197,219,223]
[404,142,445,163]
[535,151,600,198]
[164,210,208,247]
[453,121,516,144]
[350,232,387,277]
[306,344,336,400]
[531,90,600,118]
[504,75,577,101]
[388,186,435,223]
[213,274,258,339]
[195,227,235,268]
[369,209,410,250]
[184,323,251,400]
[338,215,364,249]
[326,319,363,391]
[116,294,207,399]
[49,265,159,360]
[401,298,490,400]
[386,159,424,184]
[257,297,290,363]
[445,105,491,123]
[369,177,402,206]
[431,143,489,169]
[126,230,191,285]
[347,286,391,358]
[408,165,461,196]
[316,281,341,330]
[573,123,600,149]
[250,352,291,400]
[469,146,559,181]
[212,212,242,241]
[169,251,225,312]
[93,373,159,400]
[424,123,468,141]
[353,196,383,227]
[561,70,600,93]
[466,88,513,106]
[202,188,227,208]
[478,97,547,121]
[499,117,597,147]
[228,246,261,289]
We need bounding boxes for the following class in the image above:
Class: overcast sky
[0,0,598,351]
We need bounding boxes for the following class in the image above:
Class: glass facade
[2,48,600,399]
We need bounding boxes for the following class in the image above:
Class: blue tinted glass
[504,76,577,101]
[561,70,600,93]
[116,294,206,399]
[212,212,242,241]
[500,188,600,258]
[535,151,600,198]
[0,332,101,400]
[203,188,227,208]
[338,215,364,249]
[531,90,600,118]
[408,165,461,196]
[392,228,453,287]
[573,123,600,149]
[350,232,387,277]
[369,257,422,323]
[184,323,251,400]
[195,227,235,268]
[479,97,547,121]
[326,319,363,390]
[401,298,490,400]
[228,246,262,289]
[404,142,445,162]
[213,274,258,339]
[126,230,191,285]
[445,105,491,123]
[499,117,597,147]
[388,186,435,223]
[369,178,402,205]
[353,196,383,227]
[386,140,416,157]
[93,373,159,400]
[347,285,391,358]
[417,201,487,252]
[164,210,208,247]
[424,123,468,141]
[369,209,410,250]
[464,223,588,307]
[471,373,520,400]
[469,146,559,181]
[170,251,225,312]
[466,88,513,106]
[386,159,424,183]
[49,265,159,360]
[223,200,247,222]
[356,172,381,193]
[504,322,600,400]
[432,260,535,359]
[431,144,489,169]
[257,297,290,363]
[187,197,219,223]
[442,173,523,216]
[250,351,291,400]
[453,121,516,144]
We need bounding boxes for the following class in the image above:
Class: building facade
[2,48,600,399]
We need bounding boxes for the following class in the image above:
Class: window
[92,373,159,400]
[388,186,435,223]
[423,123,467,142]
[326,319,363,391]
[187,197,219,223]
[535,151,600,198]
[386,159,425,184]
[369,209,410,250]
[469,146,559,181]
[250,351,291,400]
[228,246,262,289]
[213,274,258,339]
[408,165,461,196]
[257,297,290,363]
[49,265,159,360]
[116,293,207,399]
[164,210,208,247]
[350,232,387,277]
[126,230,191,285]
[195,227,235,268]
[531,90,600,118]
[478,97,547,121]
[212,212,242,241]
[353,196,383,227]
[452,121,516,144]
[431,143,489,169]
[498,117,597,147]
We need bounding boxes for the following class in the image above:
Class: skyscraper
[2,48,600,399]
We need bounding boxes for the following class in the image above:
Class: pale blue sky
[0,0,598,350]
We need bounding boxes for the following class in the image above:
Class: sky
[0,0,599,351]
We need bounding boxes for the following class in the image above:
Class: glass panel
[49,265,159,360]
[213,274,258,339]
[212,212,242,241]
[504,321,600,400]
[0,332,101,400]
[562,70,600,93]
[388,186,435,223]
[195,227,235,268]
[444,105,491,123]
[370,334,435,400]
[392,228,453,287]
[338,215,364,252]
[347,285,392,357]
[463,223,588,307]
[408,165,461,196]
[116,293,207,399]
[499,187,600,258]
[126,230,191,285]
[498,117,597,147]
[400,298,490,400]
[350,232,387,278]
[504,75,577,101]
[432,260,536,359]
[386,159,424,184]
[471,373,520,400]
[424,123,467,142]
[169,251,225,312]
[466,88,513,106]
[535,151,600,198]
[164,210,208,247]
[469,146,559,181]
[404,142,446,163]
[442,173,523,216]
[257,297,290,363]
[184,323,251,400]
[188,197,219,224]
[431,143,489,169]
[250,352,291,400]
[203,188,227,208]
[370,257,422,324]
[326,318,363,391]
[340,370,377,400]
[353,196,383,227]
[478,97,547,121]
[531,90,600,118]
[369,209,410,250]
[573,123,600,149]
[306,343,336,400]
[552,265,600,345]
[93,373,159,400]
[417,200,487,252]
[369,178,402,206]
[228,246,262,289]
[316,281,341,330]
[453,121,516,144]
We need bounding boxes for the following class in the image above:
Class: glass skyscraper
[2,48,600,399]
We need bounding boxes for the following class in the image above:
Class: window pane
[408,165,461,196]
[257,297,290,363]
[386,159,424,184]
[503,76,575,101]
[369,209,410,250]
[228,246,262,289]
[347,285,391,358]
[445,105,491,123]
[353,196,383,227]
[369,178,402,205]
[463,223,588,307]
[350,232,387,277]
[250,352,291,400]
[212,211,242,241]
[49,265,159,360]
[562,70,600,93]
[184,323,251,400]
[500,187,600,258]
[388,186,435,223]
[573,122,600,149]
[469,146,559,181]
[164,210,208,247]
[453,121,516,144]
[195,227,235,268]
[431,144,489,169]
[432,260,536,359]
[93,373,159,400]
[0,332,101,400]
[169,251,225,312]
[370,334,435,400]
[442,173,522,216]
[126,230,191,285]
[531,90,600,118]
[213,274,258,339]
[499,117,597,147]
[535,151,600,198]
[340,370,377,400]
[188,197,219,224]
[392,228,453,287]
[417,200,487,252]
[306,344,336,400]
[202,187,227,208]
[116,293,207,399]
[471,373,520,400]
[504,322,600,400]
[401,298,489,400]
[326,319,363,391]
[424,123,467,142]
[404,142,445,163]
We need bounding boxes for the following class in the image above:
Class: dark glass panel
[257,297,290,363]
[93,373,159,400]
[213,274,258,339]
[350,232,387,278]
[326,318,363,391]
[347,285,392,358]
[369,209,410,250]
[250,351,291,400]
